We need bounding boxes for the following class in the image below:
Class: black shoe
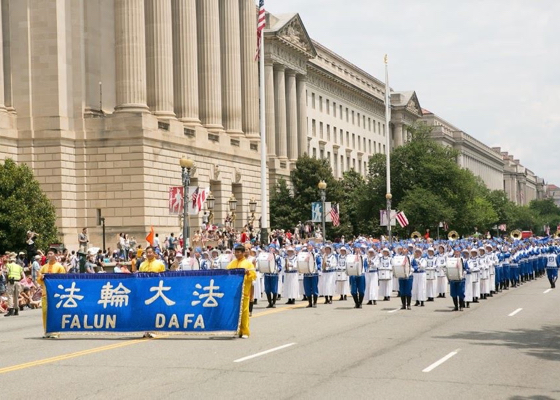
[414,301,420,307]
[466,302,470,308]
[420,301,424,307]
[272,294,277,308]
[400,296,406,309]
[373,300,377,305]
[358,294,364,307]
[253,299,258,305]
[14,308,19,315]
[442,294,446,298]
[306,298,313,308]
[367,300,373,305]
[453,297,459,311]
[343,295,347,301]
[4,308,14,317]
[313,295,318,306]
[339,295,344,301]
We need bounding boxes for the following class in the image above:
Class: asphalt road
[1,277,559,400]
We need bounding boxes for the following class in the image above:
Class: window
[327,151,331,164]
[333,102,337,117]
[363,137,366,151]
[363,115,366,128]
[313,147,317,158]
[358,159,362,174]
[340,105,343,119]
[346,131,349,146]
[346,107,349,122]
[347,157,351,170]
[326,99,330,115]
[334,154,338,176]
[341,155,344,172]
[352,133,355,148]
[357,112,360,127]
[383,144,386,154]
[327,124,331,141]
[312,119,316,136]
[352,110,355,125]
[369,140,372,153]
[340,131,343,144]
[368,118,372,131]
[306,90,308,106]
[364,161,367,174]
[378,122,381,134]
[358,135,361,150]
[333,127,337,143]
[312,93,316,109]
[319,96,323,112]
[379,142,382,152]
[373,120,376,133]
[319,122,323,139]
[320,149,324,159]
[383,124,385,136]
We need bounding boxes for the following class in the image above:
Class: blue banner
[43,270,245,336]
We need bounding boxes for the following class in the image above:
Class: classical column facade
[219,0,243,136]
[0,3,5,111]
[274,65,287,160]
[196,0,223,132]
[114,0,149,112]
[239,0,259,139]
[265,61,276,157]
[172,0,199,124]
[394,122,403,147]
[296,75,307,157]
[145,0,175,118]
[285,69,298,161]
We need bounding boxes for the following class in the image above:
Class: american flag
[255,0,266,60]
[395,211,409,228]
[191,187,199,210]
[190,187,209,213]
[330,203,340,227]
[498,223,507,232]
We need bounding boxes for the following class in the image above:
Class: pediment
[405,92,422,116]
[271,13,317,58]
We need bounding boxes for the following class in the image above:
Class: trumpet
[410,231,422,240]
[510,229,521,240]
[448,230,459,241]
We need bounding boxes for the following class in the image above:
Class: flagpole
[259,11,268,246]
[384,55,392,245]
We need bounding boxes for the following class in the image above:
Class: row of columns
[114,0,259,137]
[265,63,307,162]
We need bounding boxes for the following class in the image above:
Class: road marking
[388,308,400,313]
[252,303,307,318]
[508,308,523,317]
[543,289,552,294]
[234,343,296,363]
[0,338,148,375]
[422,349,461,373]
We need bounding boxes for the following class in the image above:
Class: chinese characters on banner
[43,270,245,336]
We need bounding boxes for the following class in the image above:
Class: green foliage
[269,178,298,231]
[0,158,58,253]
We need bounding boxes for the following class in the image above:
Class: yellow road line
[0,304,302,375]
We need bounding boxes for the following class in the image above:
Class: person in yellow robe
[139,246,165,272]
[37,248,67,338]
[227,244,256,338]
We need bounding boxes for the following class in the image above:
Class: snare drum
[378,269,392,280]
[392,256,411,279]
[446,258,464,281]
[426,269,436,280]
[345,255,364,276]
[296,252,316,274]
[257,252,277,274]
[218,254,233,269]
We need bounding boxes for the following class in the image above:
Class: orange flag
[146,226,155,246]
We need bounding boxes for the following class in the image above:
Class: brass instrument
[510,229,521,240]
[411,231,422,240]
[448,230,459,241]
[554,231,560,239]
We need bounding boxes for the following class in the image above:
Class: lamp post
[249,197,257,226]
[180,156,194,250]
[100,217,106,252]
[229,194,238,228]
[386,193,392,245]
[318,180,327,244]
[207,192,215,225]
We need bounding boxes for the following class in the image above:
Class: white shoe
[143,332,156,338]
[43,334,59,339]
[241,335,249,339]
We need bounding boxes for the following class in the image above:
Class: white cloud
[267,0,560,184]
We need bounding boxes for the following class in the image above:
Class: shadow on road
[509,396,558,400]
[435,324,560,362]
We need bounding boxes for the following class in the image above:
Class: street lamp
[386,193,392,245]
[180,156,194,250]
[207,192,215,225]
[229,194,238,227]
[249,197,257,226]
[318,180,327,244]
[100,217,106,252]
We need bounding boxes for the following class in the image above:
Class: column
[394,122,403,147]
[196,0,223,132]
[172,0,199,123]
[239,0,259,139]
[265,61,276,157]
[114,0,149,112]
[285,70,298,161]
[0,3,5,111]
[274,65,287,160]
[145,0,175,118]
[296,75,307,157]
[219,0,243,136]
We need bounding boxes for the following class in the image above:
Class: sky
[267,0,560,185]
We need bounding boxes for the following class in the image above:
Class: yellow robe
[139,258,165,273]
[37,262,67,332]
[226,257,256,337]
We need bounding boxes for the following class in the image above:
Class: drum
[346,255,364,276]
[378,269,391,280]
[446,258,464,281]
[392,256,411,279]
[218,254,233,269]
[182,257,198,271]
[296,252,316,274]
[257,252,277,274]
[426,269,436,280]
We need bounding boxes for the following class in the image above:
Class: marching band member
[463,249,473,308]
[365,248,379,305]
[545,245,559,288]
[335,246,350,301]
[501,245,511,290]
[397,251,413,311]
[210,249,221,269]
[283,247,299,305]
[250,248,263,305]
[478,247,490,300]
[320,245,338,304]
[378,248,393,301]
[425,247,437,301]
[435,244,448,298]
[449,247,467,311]
[470,248,480,303]
[510,248,520,287]
[411,248,427,307]
[180,252,200,270]
[200,251,210,270]
[349,245,367,309]
[264,245,283,308]
[485,244,496,296]
[302,244,320,308]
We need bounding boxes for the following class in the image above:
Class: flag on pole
[395,211,409,228]
[196,188,209,213]
[498,223,507,232]
[330,203,340,227]
[191,187,199,210]
[443,221,449,231]
[255,0,266,60]
[146,226,155,246]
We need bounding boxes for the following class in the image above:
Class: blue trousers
[547,268,558,280]
[449,279,465,299]
[264,274,279,294]
[350,275,366,296]
[510,265,520,282]
[398,277,413,297]
[303,275,319,296]
[495,266,503,284]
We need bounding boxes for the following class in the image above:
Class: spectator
[78,228,89,252]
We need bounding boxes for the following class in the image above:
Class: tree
[269,178,298,231]
[0,158,58,253]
